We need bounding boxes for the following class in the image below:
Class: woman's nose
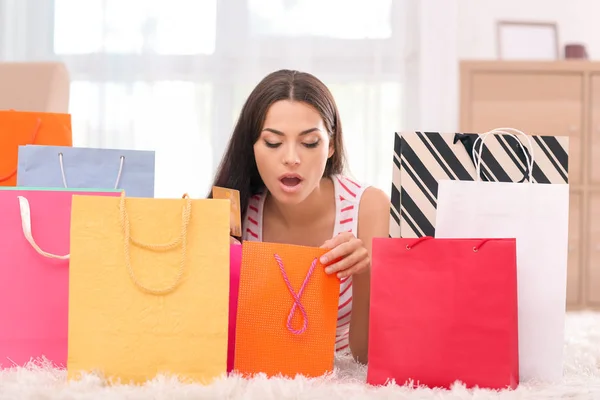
[282,145,300,166]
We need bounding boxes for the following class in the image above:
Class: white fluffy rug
[2,312,600,400]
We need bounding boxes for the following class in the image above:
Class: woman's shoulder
[331,174,369,203]
[332,174,389,209]
[332,174,365,189]
[334,175,390,240]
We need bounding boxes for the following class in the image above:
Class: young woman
[210,69,390,364]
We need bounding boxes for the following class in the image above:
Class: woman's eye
[264,141,281,148]
[303,140,320,149]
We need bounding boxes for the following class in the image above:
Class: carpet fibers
[1,312,599,400]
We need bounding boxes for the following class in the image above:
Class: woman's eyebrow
[261,127,321,136]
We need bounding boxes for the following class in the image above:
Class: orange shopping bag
[234,241,340,378]
[0,110,72,186]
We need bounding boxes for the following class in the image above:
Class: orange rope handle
[119,191,192,295]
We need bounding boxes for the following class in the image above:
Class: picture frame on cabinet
[496,20,559,61]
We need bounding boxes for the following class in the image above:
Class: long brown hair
[209,69,347,236]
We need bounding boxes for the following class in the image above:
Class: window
[46,0,404,197]
[329,82,400,191]
[67,80,213,198]
[54,0,217,54]
[248,0,392,39]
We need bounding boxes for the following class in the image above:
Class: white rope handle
[472,127,535,182]
[58,153,125,189]
[17,196,70,260]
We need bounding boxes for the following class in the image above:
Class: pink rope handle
[406,237,493,252]
[274,254,318,335]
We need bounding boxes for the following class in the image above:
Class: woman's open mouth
[278,174,303,193]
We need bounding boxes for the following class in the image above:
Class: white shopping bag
[434,128,570,383]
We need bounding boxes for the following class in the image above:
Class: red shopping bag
[227,243,242,373]
[367,236,519,390]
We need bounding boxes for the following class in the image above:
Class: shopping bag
[212,186,242,238]
[367,236,519,389]
[234,241,339,378]
[227,244,242,373]
[0,110,72,187]
[211,186,243,372]
[435,130,570,383]
[67,192,231,384]
[389,129,568,238]
[0,187,120,368]
[17,145,156,198]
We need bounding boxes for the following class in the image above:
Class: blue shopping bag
[17,145,155,198]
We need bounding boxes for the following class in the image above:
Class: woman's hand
[319,232,369,279]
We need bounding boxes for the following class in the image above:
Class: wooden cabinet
[460,61,600,310]
[590,75,600,184]
[465,69,583,184]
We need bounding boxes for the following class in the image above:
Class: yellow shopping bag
[67,192,230,384]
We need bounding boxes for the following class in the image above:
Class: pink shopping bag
[0,188,120,368]
[227,243,242,373]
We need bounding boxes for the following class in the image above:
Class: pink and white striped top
[242,174,368,353]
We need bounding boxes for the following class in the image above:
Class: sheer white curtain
[0,0,413,198]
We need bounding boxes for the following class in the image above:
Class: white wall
[458,0,600,60]
[413,0,600,133]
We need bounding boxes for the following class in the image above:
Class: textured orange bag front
[0,110,72,186]
[234,241,340,378]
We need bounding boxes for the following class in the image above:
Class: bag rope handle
[17,195,70,260]
[119,191,191,295]
[0,117,42,182]
[59,153,125,189]
[472,128,535,183]
[274,254,318,335]
[405,236,492,252]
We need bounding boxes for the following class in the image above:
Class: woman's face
[254,100,334,205]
